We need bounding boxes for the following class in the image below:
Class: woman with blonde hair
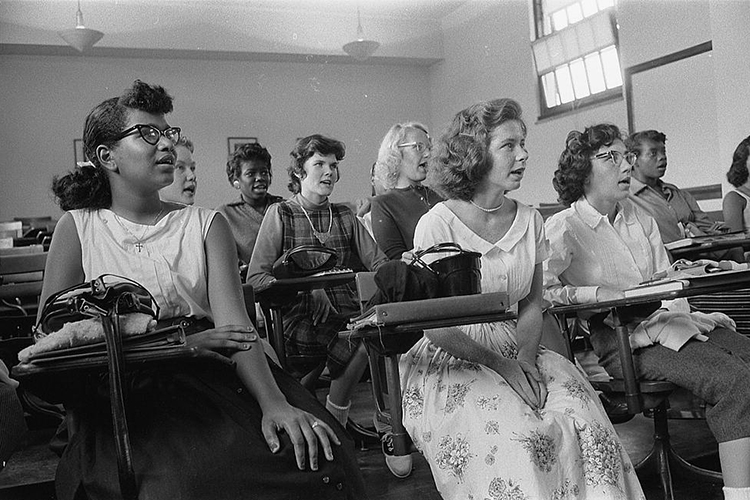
[371,122,443,259]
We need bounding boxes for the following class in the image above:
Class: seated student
[544,123,750,500]
[399,100,644,498]
[159,135,197,205]
[217,143,284,267]
[370,122,443,259]
[247,135,387,428]
[42,80,365,500]
[627,129,745,262]
[723,135,750,233]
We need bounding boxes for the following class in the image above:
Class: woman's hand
[186,324,258,364]
[261,400,341,471]
[488,353,546,411]
[309,289,337,325]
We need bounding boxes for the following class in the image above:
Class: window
[531,0,623,118]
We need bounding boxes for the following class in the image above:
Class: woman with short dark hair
[545,123,750,500]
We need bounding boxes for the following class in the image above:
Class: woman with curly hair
[370,122,443,259]
[399,100,644,499]
[544,123,750,500]
[723,135,750,233]
[247,134,387,431]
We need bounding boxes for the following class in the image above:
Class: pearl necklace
[298,202,333,244]
[113,207,164,253]
[470,197,505,213]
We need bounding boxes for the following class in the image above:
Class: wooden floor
[0,381,726,500]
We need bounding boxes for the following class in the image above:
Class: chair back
[241,283,257,326]
[355,271,378,314]
[1,252,47,338]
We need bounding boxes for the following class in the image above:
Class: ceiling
[0,0,478,64]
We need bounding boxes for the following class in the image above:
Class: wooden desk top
[549,268,750,316]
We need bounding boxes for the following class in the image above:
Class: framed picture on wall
[73,139,90,166]
[227,137,258,155]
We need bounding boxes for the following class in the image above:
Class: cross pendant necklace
[113,207,164,253]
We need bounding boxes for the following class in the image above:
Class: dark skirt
[55,359,367,500]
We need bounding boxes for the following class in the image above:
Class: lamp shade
[59,26,104,52]
[343,39,380,61]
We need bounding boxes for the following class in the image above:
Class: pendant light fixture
[59,0,104,53]
[342,6,380,61]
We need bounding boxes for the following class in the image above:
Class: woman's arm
[352,212,389,271]
[37,212,85,322]
[723,191,747,233]
[204,214,339,471]
[246,204,283,289]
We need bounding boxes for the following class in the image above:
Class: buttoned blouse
[414,201,547,307]
[543,198,671,307]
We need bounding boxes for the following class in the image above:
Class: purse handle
[408,242,467,275]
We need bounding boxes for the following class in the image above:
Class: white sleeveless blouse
[70,206,217,321]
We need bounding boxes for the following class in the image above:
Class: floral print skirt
[399,320,645,500]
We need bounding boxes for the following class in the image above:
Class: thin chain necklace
[113,207,164,252]
[470,197,505,213]
[298,202,333,244]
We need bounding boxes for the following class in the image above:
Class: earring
[233,181,240,189]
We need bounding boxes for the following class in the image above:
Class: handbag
[408,242,482,297]
[272,244,338,279]
[13,275,217,500]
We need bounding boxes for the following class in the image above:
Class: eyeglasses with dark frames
[397,142,430,153]
[593,150,637,167]
[114,124,181,146]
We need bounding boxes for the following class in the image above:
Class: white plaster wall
[0,55,431,219]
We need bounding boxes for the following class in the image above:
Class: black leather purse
[272,244,338,279]
[408,242,482,297]
[35,274,159,336]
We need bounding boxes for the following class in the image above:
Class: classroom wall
[0,55,431,219]
[1,0,746,220]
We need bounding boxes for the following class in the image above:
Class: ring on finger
[311,421,320,429]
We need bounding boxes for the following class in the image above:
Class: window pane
[569,58,591,98]
[567,3,584,24]
[552,10,568,31]
[542,72,561,108]
[555,65,576,103]
[597,0,615,9]
[584,52,606,93]
[581,0,598,17]
[600,45,622,88]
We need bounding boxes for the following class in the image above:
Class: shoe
[599,393,635,424]
[381,432,413,478]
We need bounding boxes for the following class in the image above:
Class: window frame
[531,0,624,120]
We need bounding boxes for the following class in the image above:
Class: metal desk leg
[268,306,287,370]
[384,354,410,456]
[612,309,642,413]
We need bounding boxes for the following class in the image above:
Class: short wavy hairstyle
[553,123,624,206]
[427,98,525,201]
[52,80,174,211]
[727,135,750,188]
[226,142,272,186]
[374,122,429,190]
[625,129,667,152]
[287,135,345,194]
